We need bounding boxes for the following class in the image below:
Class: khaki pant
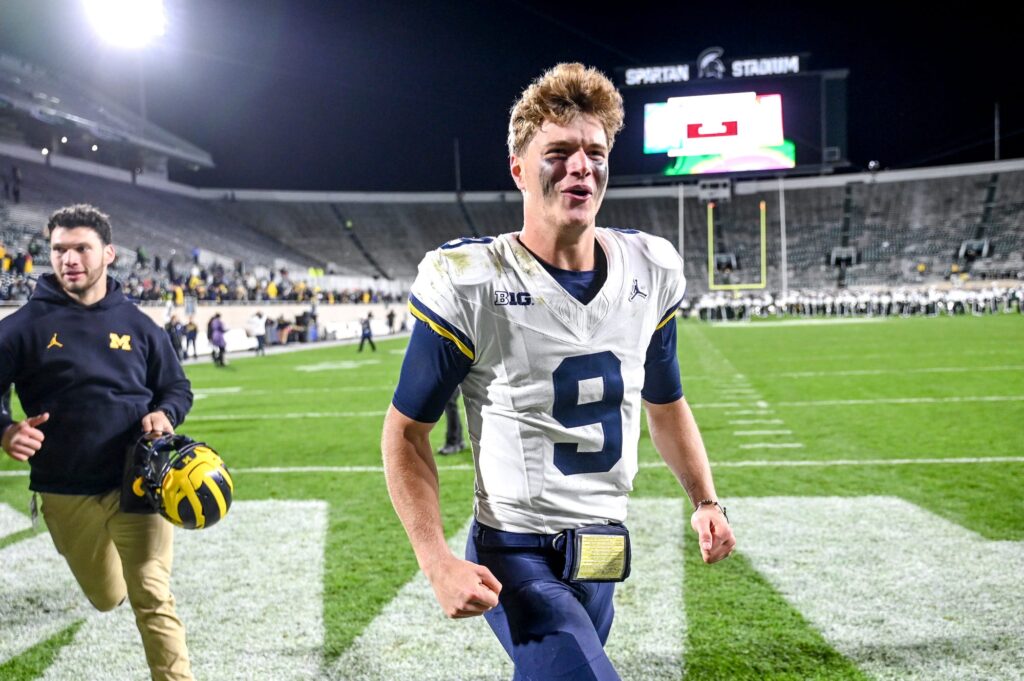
[41,490,193,681]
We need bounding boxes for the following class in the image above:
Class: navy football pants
[466,521,620,681]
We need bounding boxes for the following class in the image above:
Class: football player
[382,63,735,680]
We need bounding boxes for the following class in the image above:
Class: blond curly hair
[508,63,624,157]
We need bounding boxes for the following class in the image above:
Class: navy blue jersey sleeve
[392,320,472,423]
[641,317,683,404]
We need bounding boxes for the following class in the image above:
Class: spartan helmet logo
[698,47,726,79]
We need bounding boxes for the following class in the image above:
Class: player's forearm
[644,397,719,505]
[381,405,453,574]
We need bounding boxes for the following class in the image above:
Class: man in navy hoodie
[0,204,195,681]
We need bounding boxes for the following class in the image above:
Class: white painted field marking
[770,364,1024,379]
[194,386,392,398]
[0,533,88,664]
[332,498,686,681]
[733,430,793,436]
[188,396,1024,422]
[187,411,387,422]
[694,395,1024,409]
[4,457,1021,481]
[295,360,382,372]
[0,502,31,539]
[209,456,1024,475]
[708,318,886,328]
[711,456,1024,468]
[738,496,1024,680]
[1,501,326,681]
[728,419,785,425]
[681,351,1021,379]
[192,387,244,395]
[774,395,1024,407]
[739,443,805,449]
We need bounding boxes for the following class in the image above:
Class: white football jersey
[409,228,686,533]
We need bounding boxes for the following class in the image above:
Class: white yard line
[695,395,1024,409]
[182,394,1024,421]
[733,429,793,436]
[738,496,1024,680]
[707,318,886,328]
[770,364,1024,379]
[739,443,806,449]
[6,456,1019,479]
[187,411,387,421]
[2,501,327,680]
[330,498,686,680]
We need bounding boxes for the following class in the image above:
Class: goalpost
[706,200,768,291]
[677,179,790,296]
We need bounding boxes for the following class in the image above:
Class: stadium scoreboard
[615,48,848,181]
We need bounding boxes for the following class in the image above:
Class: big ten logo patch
[494,291,533,306]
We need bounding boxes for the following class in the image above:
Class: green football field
[1,314,1022,680]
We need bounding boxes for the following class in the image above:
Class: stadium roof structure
[0,52,212,170]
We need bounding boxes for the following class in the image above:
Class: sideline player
[382,63,734,679]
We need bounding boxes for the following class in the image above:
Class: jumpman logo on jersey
[47,333,64,349]
[629,278,648,301]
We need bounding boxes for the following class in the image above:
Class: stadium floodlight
[84,0,166,49]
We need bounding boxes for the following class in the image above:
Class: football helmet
[126,433,234,529]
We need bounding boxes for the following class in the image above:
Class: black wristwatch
[694,499,729,523]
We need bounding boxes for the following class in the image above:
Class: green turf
[1,316,1021,678]
[0,621,84,681]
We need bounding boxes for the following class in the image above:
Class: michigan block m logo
[109,333,132,351]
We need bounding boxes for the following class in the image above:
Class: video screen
[617,74,825,178]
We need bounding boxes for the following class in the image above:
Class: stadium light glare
[60,136,68,144]
[84,0,166,49]
[41,148,49,156]
[91,144,99,152]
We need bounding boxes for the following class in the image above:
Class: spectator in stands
[208,313,227,366]
[135,246,148,270]
[184,317,199,359]
[358,312,376,352]
[246,311,267,356]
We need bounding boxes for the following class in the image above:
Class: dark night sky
[1,0,1020,191]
